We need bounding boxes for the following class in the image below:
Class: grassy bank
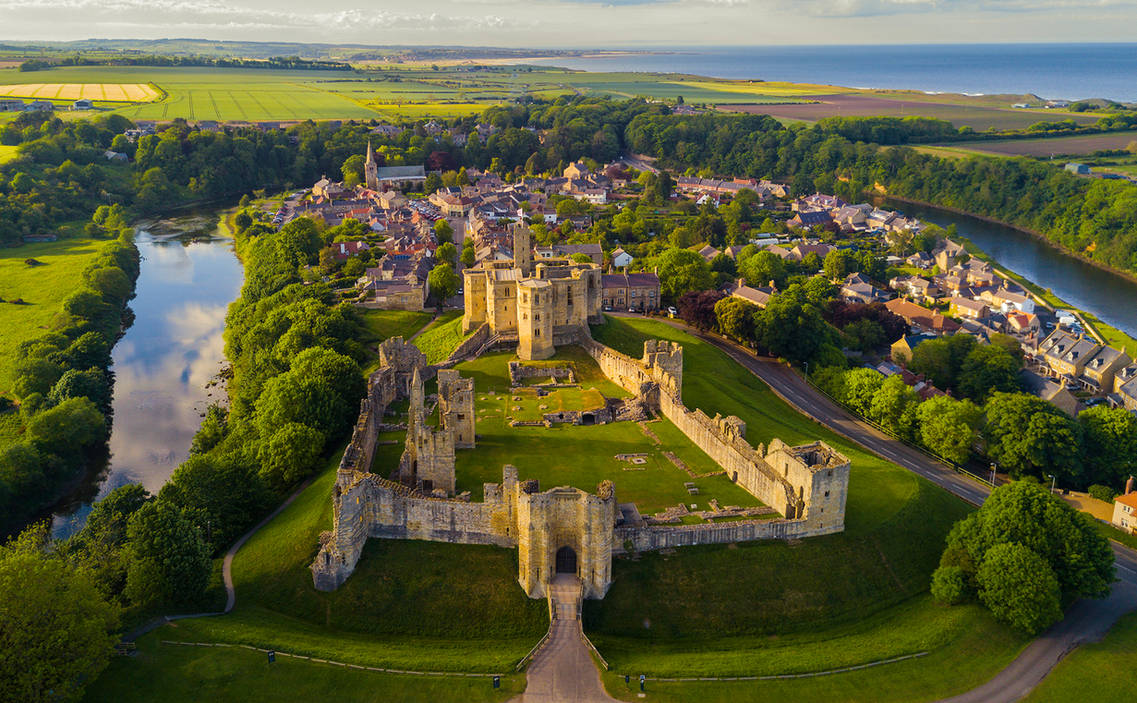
[585,316,1028,700]
[83,632,524,703]
[1023,611,1137,703]
[412,310,468,363]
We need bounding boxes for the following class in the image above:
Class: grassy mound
[412,311,468,364]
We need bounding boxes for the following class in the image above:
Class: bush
[930,565,970,605]
[1088,484,1118,503]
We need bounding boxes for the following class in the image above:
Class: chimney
[1127,475,1135,495]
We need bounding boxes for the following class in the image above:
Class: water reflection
[51,213,244,537]
[885,200,1137,341]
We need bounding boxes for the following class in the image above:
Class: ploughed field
[720,93,1100,131]
[933,130,1137,157]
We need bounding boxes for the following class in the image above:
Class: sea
[527,44,1137,102]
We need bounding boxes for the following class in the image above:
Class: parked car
[667,306,678,318]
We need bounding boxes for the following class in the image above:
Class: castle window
[824,490,830,498]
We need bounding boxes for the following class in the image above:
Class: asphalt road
[617,314,1137,701]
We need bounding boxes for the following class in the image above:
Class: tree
[654,248,714,302]
[915,396,982,465]
[0,525,119,703]
[930,565,969,605]
[714,296,757,342]
[977,542,1063,634]
[341,154,365,187]
[85,266,131,305]
[124,501,211,607]
[957,344,1022,402]
[161,452,270,552]
[739,250,786,289]
[843,318,886,352]
[752,286,834,364]
[460,242,476,268]
[63,289,108,321]
[823,249,855,280]
[984,392,1082,483]
[939,481,1113,605]
[433,218,454,244]
[428,262,460,303]
[1079,406,1137,489]
[25,397,105,459]
[869,375,921,440]
[342,257,365,277]
[422,172,443,194]
[909,334,976,392]
[12,357,64,399]
[677,290,724,332]
[436,242,458,268]
[257,423,325,488]
[47,368,111,413]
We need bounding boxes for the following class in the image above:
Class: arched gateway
[555,546,578,575]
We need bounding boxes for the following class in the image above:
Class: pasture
[721,92,1101,131]
[0,145,18,163]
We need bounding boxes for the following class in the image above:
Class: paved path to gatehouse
[510,575,619,703]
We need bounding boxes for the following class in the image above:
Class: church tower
[365,140,379,191]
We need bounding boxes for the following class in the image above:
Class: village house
[1079,346,1132,394]
[1037,330,1102,381]
[949,297,990,321]
[535,243,604,265]
[1006,311,1041,337]
[727,278,776,308]
[890,331,939,366]
[788,209,834,231]
[885,298,962,336]
[611,247,634,269]
[1020,369,1081,416]
[889,274,940,303]
[1111,478,1137,534]
[331,240,371,262]
[697,244,721,262]
[789,242,833,261]
[72,98,93,110]
[982,288,1036,314]
[356,256,433,311]
[601,272,661,312]
[840,273,887,304]
[933,239,968,271]
[905,251,935,270]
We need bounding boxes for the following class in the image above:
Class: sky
[2,0,1137,47]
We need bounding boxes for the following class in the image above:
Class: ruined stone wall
[614,516,835,554]
[338,366,396,475]
[443,322,491,365]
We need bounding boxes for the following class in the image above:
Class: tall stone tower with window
[365,140,379,190]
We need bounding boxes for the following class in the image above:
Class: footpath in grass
[0,237,102,398]
[585,317,1028,700]
[83,632,524,703]
[1023,610,1137,703]
[412,310,468,363]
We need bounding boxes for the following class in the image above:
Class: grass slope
[83,633,523,703]
[412,310,468,364]
[1023,611,1137,702]
[585,316,1028,699]
[172,451,547,672]
[0,237,102,398]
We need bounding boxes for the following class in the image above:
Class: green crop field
[0,145,19,163]
[0,237,104,401]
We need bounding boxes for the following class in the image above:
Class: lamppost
[989,462,997,487]
[1048,473,1057,493]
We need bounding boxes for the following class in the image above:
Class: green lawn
[1023,611,1137,703]
[412,310,468,364]
[452,347,761,516]
[581,316,1030,700]
[0,237,103,400]
[83,632,524,703]
[356,309,433,345]
[165,450,547,673]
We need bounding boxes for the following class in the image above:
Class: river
[884,199,1137,342]
[51,210,244,538]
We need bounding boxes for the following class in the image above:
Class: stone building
[437,369,475,449]
[396,367,479,496]
[462,223,603,360]
[364,140,379,191]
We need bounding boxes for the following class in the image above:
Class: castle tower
[517,279,554,361]
[365,140,379,191]
[512,223,533,277]
[437,369,476,449]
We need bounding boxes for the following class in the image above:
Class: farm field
[0,145,18,163]
[933,130,1137,157]
[720,93,1101,131]
[0,82,157,101]
[0,237,103,401]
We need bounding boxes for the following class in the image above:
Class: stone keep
[517,279,555,360]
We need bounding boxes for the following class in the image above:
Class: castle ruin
[311,330,851,599]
